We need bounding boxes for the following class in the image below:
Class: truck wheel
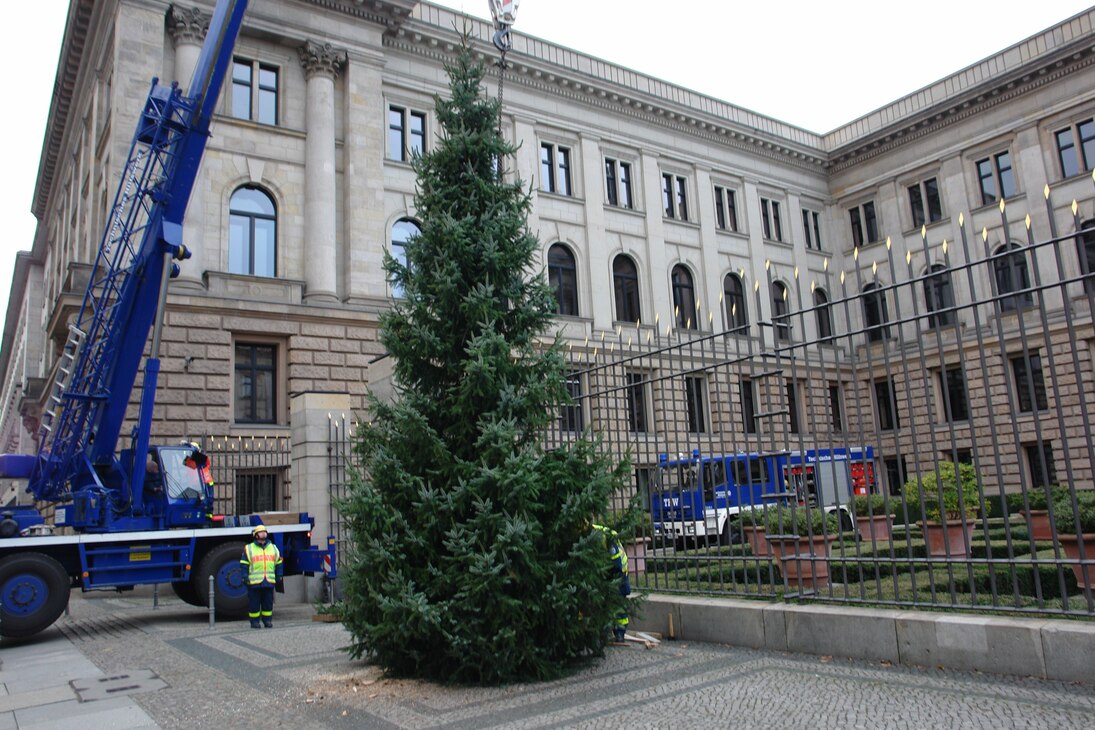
[170,579,203,607]
[197,542,249,619]
[0,553,70,639]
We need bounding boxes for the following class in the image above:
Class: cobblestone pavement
[32,589,1095,729]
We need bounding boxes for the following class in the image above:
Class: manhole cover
[71,669,167,702]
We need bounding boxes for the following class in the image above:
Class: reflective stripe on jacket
[592,524,628,575]
[241,541,283,585]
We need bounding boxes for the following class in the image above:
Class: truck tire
[170,579,203,607]
[0,553,70,639]
[197,542,249,619]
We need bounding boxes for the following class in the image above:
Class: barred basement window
[236,470,280,514]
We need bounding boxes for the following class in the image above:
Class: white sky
[2,0,1092,326]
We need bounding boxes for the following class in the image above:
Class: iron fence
[558,187,1095,618]
[202,434,291,517]
[328,414,357,568]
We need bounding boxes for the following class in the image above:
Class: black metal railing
[203,434,291,517]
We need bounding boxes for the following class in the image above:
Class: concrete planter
[766,534,836,591]
[1057,532,1095,589]
[855,514,894,543]
[1023,509,1053,542]
[743,524,771,557]
[919,518,976,557]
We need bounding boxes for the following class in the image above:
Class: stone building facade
[2,0,1095,531]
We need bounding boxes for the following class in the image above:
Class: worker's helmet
[252,524,268,537]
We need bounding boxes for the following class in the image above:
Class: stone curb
[630,594,1095,683]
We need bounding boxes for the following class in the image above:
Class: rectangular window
[625,372,650,433]
[235,343,277,424]
[232,58,278,125]
[540,143,572,196]
[236,471,280,514]
[976,151,1017,205]
[662,173,688,220]
[388,105,427,161]
[741,379,757,434]
[1054,118,1095,179]
[884,457,908,496]
[685,376,707,433]
[760,198,783,241]
[561,371,584,432]
[1011,352,1049,412]
[1026,442,1056,489]
[874,377,898,431]
[829,383,843,432]
[605,158,634,209]
[938,366,970,422]
[786,380,801,434]
[714,186,739,232]
[802,209,822,250]
[908,178,943,228]
[849,201,879,246]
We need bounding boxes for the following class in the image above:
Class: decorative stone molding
[298,41,348,80]
[166,5,209,47]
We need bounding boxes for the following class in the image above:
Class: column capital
[298,41,347,81]
[166,5,210,47]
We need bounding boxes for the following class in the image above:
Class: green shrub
[848,494,896,518]
[1050,490,1095,534]
[762,504,840,537]
[903,461,979,522]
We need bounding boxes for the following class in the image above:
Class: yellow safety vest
[592,524,628,574]
[242,541,282,585]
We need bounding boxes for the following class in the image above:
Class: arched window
[924,263,956,328]
[993,243,1033,312]
[772,281,790,341]
[671,265,697,329]
[548,244,579,316]
[390,218,421,298]
[863,282,890,342]
[228,186,276,277]
[814,287,833,340]
[724,273,748,333]
[612,254,641,323]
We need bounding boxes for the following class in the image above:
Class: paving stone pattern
[39,590,1095,729]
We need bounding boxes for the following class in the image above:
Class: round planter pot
[1022,509,1053,542]
[919,518,976,558]
[766,534,835,591]
[743,524,771,557]
[855,514,893,543]
[1057,532,1095,589]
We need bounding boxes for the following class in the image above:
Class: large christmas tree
[339,39,630,684]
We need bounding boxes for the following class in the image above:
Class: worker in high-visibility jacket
[593,523,630,642]
[240,524,283,628]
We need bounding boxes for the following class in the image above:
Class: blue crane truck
[0,0,335,639]
[651,447,877,545]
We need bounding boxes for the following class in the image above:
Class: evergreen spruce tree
[339,39,630,685]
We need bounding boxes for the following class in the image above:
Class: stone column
[299,41,346,303]
[167,5,210,291]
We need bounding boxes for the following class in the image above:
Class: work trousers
[247,584,275,626]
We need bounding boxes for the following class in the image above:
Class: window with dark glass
[1026,442,1056,489]
[849,201,879,246]
[724,273,748,332]
[976,151,1016,205]
[760,198,783,241]
[540,143,572,195]
[625,371,650,433]
[684,375,707,433]
[228,186,276,277]
[548,244,579,316]
[671,265,697,329]
[741,379,757,434]
[1054,118,1095,178]
[1011,352,1048,412]
[715,186,739,232]
[613,254,641,323]
[605,158,633,209]
[802,209,822,250]
[814,287,833,339]
[232,58,278,125]
[561,371,584,432]
[924,263,956,328]
[387,105,426,161]
[908,178,943,228]
[938,366,970,422]
[235,343,276,423]
[884,456,907,496]
[874,377,899,431]
[786,380,801,434]
[390,218,420,298]
[772,281,790,341]
[1079,219,1095,294]
[661,173,688,220]
[993,244,1033,312]
[862,283,890,342]
[829,383,843,432]
[236,471,279,514]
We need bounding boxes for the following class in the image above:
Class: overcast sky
[2,0,1092,324]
